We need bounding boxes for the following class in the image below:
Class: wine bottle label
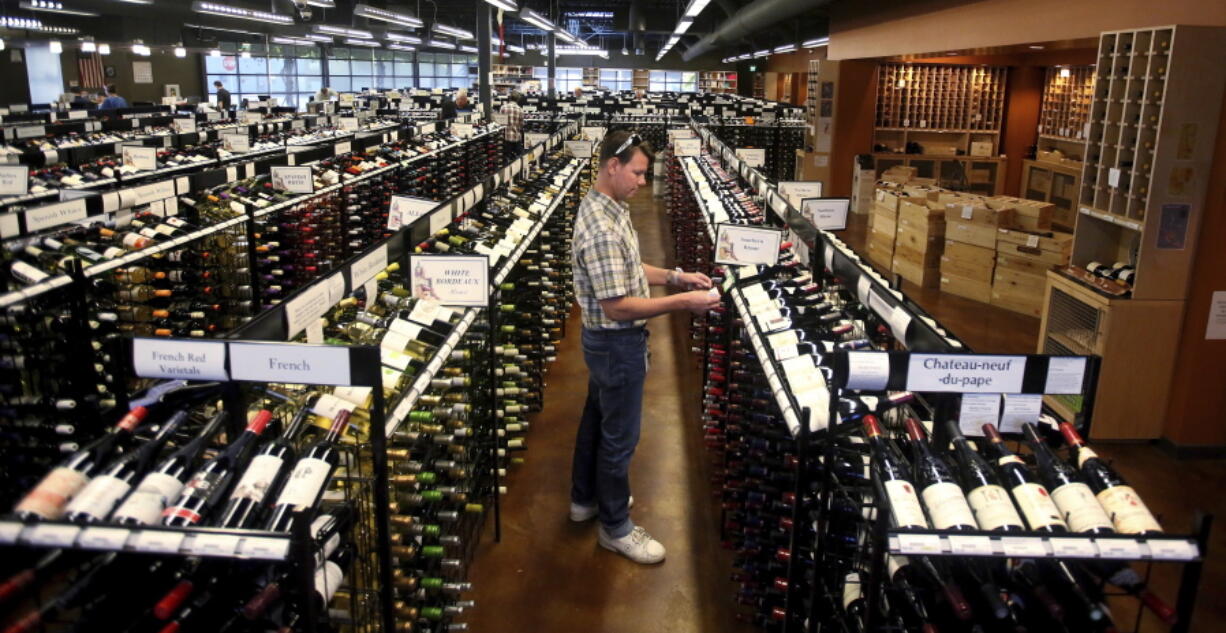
[112,472,183,524]
[230,455,285,503]
[380,330,412,354]
[388,318,423,339]
[883,480,929,528]
[163,470,225,524]
[10,260,50,284]
[921,482,978,530]
[859,395,880,412]
[1011,482,1068,531]
[1075,446,1100,469]
[382,349,412,372]
[314,560,344,602]
[842,572,862,610]
[14,466,89,519]
[407,299,441,327]
[278,457,332,509]
[1096,485,1162,534]
[382,366,403,391]
[63,474,131,520]
[332,387,372,408]
[997,455,1026,467]
[966,484,1024,531]
[1050,482,1114,532]
[154,224,177,237]
[312,394,352,421]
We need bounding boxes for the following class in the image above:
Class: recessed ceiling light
[1029,45,1045,49]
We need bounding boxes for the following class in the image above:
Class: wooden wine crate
[995,227,1071,257]
[944,202,1013,249]
[866,237,895,270]
[940,240,996,283]
[870,209,897,238]
[941,273,994,303]
[987,196,1053,231]
[991,264,1048,317]
[892,253,940,288]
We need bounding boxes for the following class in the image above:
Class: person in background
[634,87,647,101]
[214,80,232,113]
[439,88,469,120]
[568,130,719,565]
[500,91,525,159]
[315,86,334,102]
[98,84,128,110]
[71,87,93,107]
[573,85,584,100]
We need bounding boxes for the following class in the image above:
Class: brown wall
[830,60,877,198]
[829,0,1226,60]
[1162,97,1226,447]
[60,52,205,104]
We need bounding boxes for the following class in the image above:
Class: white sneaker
[569,496,634,522]
[598,525,666,564]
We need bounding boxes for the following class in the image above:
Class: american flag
[77,52,104,88]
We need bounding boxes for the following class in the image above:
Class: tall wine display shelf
[1038,25,1226,439]
[1023,65,1095,228]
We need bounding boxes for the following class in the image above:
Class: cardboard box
[941,273,994,303]
[941,241,996,283]
[892,255,940,288]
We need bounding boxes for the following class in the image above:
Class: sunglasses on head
[613,133,642,157]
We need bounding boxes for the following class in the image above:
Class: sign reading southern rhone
[801,197,851,231]
[906,354,1027,393]
[408,254,490,307]
[270,166,314,193]
[713,223,783,266]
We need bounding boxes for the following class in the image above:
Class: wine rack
[875,63,1006,131]
[1038,65,1095,144]
[699,71,738,94]
[705,119,805,182]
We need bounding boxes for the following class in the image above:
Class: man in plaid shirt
[499,91,525,158]
[569,130,720,564]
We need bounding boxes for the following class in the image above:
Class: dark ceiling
[0,0,828,60]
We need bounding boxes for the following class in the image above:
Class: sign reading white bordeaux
[270,166,314,193]
[230,342,354,386]
[408,254,490,307]
[713,223,783,267]
[133,338,229,381]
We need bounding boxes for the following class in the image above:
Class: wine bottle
[162,410,273,526]
[215,404,312,529]
[862,415,928,529]
[12,406,150,520]
[1059,422,1162,534]
[903,419,977,530]
[63,409,193,524]
[110,411,226,525]
[981,423,1068,532]
[263,410,351,532]
[1021,423,1114,534]
[944,419,1024,532]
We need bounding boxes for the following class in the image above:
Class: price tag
[846,351,890,391]
[1108,167,1121,188]
[0,165,29,196]
[1000,536,1049,557]
[22,524,80,547]
[867,287,892,319]
[237,536,292,560]
[270,166,313,193]
[335,141,352,156]
[948,535,994,556]
[999,393,1043,433]
[895,533,943,555]
[230,342,353,385]
[78,527,132,550]
[67,109,88,120]
[1096,538,1143,559]
[1147,539,1199,561]
[133,338,229,380]
[185,533,241,557]
[855,275,872,305]
[1049,537,1099,558]
[349,244,388,288]
[958,394,1001,436]
[389,195,435,230]
[133,530,186,554]
[1026,234,1040,248]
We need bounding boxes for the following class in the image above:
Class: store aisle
[462,188,757,632]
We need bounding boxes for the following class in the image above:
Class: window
[206,42,323,110]
[418,53,476,90]
[599,69,633,92]
[648,70,698,93]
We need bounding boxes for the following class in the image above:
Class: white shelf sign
[133,338,229,380]
[713,224,783,266]
[674,138,701,157]
[735,148,766,167]
[906,354,1027,393]
[122,146,157,171]
[222,133,249,152]
[0,165,29,196]
[564,140,593,158]
[801,198,850,231]
[408,254,490,307]
[230,342,353,386]
[389,195,436,230]
[270,166,314,193]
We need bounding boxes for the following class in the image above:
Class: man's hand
[680,288,722,315]
[675,271,713,290]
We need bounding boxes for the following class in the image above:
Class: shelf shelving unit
[699,70,738,94]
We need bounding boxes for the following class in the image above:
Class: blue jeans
[571,326,648,538]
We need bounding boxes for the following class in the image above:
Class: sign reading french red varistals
[408,254,489,307]
[132,338,229,380]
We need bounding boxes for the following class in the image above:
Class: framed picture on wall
[104,65,116,78]
[164,84,180,98]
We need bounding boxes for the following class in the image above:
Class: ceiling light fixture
[313,24,372,38]
[191,1,293,25]
[352,3,423,28]
[802,36,829,48]
[271,36,317,46]
[387,43,416,52]
[385,32,423,44]
[434,23,474,41]
[132,42,151,56]
[174,45,186,57]
[98,42,110,54]
[427,39,457,50]
[518,8,555,32]
[302,33,333,43]
[682,0,710,18]
[482,0,518,10]
[19,1,99,17]
[773,44,795,54]
[48,39,62,53]
[1060,67,1071,78]
[80,39,95,52]
[674,18,693,35]
[506,43,525,54]
[114,0,153,4]
[303,0,334,6]
[344,38,380,47]
[458,44,478,53]
[1029,45,1045,49]
[239,50,251,58]
[209,48,221,57]
[753,49,769,58]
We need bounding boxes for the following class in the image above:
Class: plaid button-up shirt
[499,100,524,142]
[572,189,650,330]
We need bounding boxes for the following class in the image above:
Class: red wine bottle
[12,407,150,520]
[263,410,351,532]
[1021,423,1114,534]
[110,411,226,526]
[215,405,312,529]
[903,419,977,530]
[981,423,1068,532]
[162,410,273,527]
[862,415,928,529]
[1059,422,1162,534]
[943,420,1024,532]
[63,410,193,524]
